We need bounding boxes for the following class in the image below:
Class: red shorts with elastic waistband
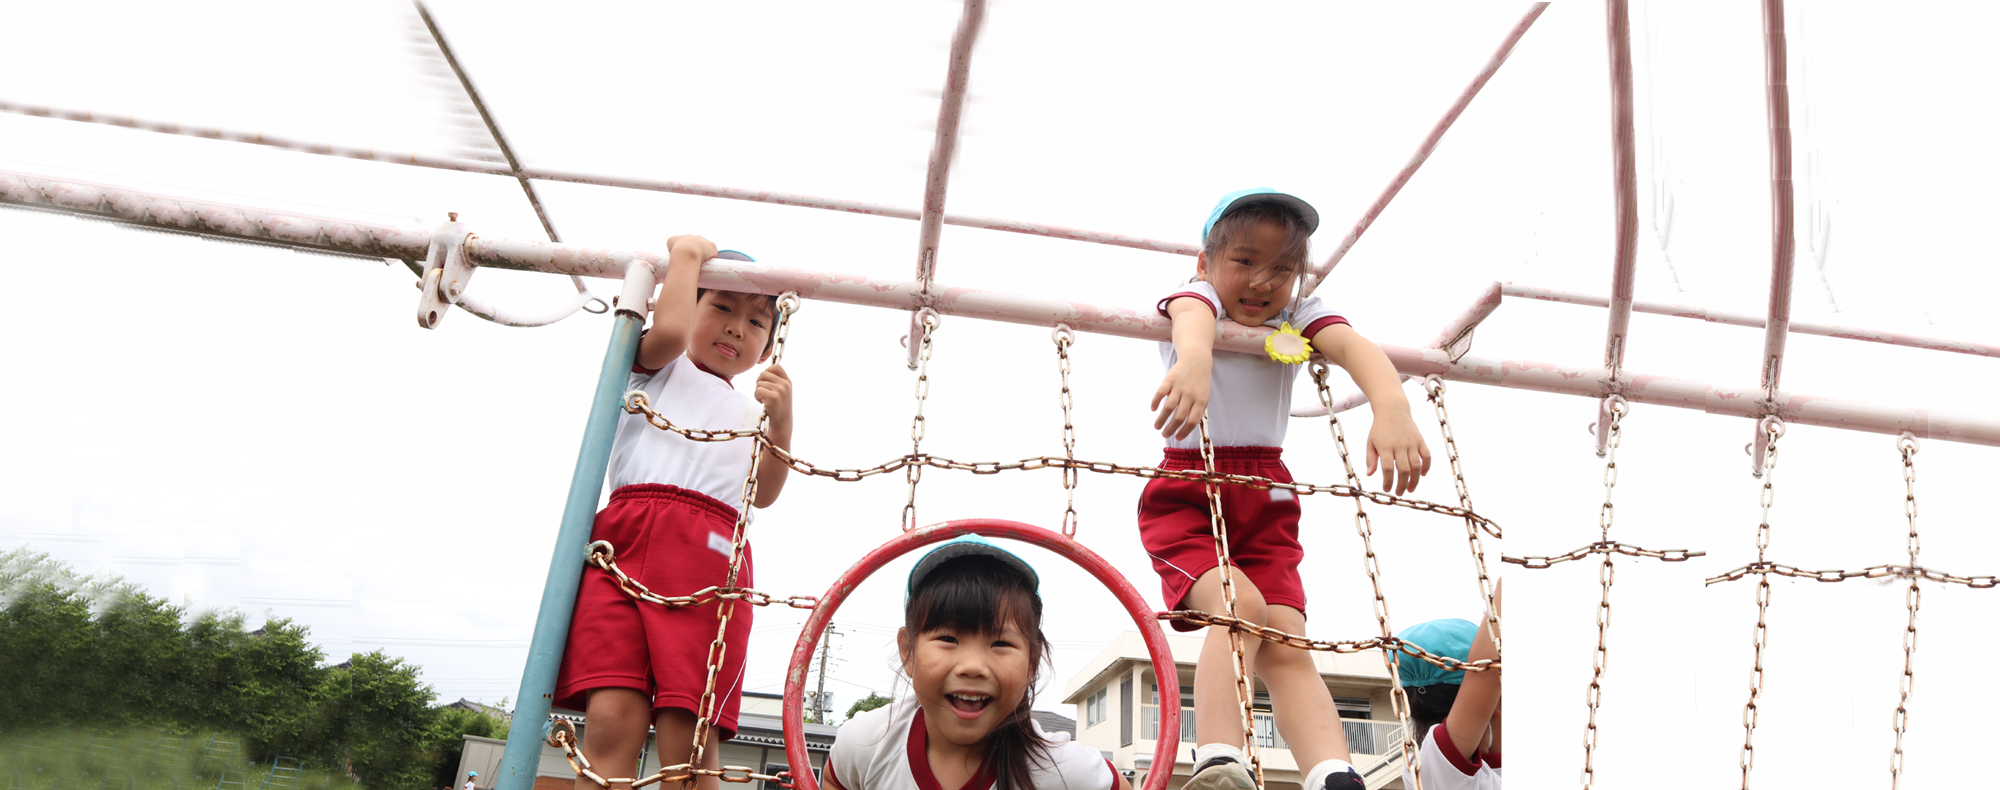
[553,484,753,741]
[1138,447,1306,631]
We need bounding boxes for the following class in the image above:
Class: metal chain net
[904,308,939,531]
[1422,376,1501,656]
[1738,417,1782,789]
[1578,397,1624,790]
[1054,324,1079,537]
[1311,362,1423,790]
[1890,434,1920,789]
[1197,414,1264,788]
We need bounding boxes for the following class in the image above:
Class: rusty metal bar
[906,0,988,368]
[1752,0,1798,475]
[0,99,1197,256]
[1502,283,1997,359]
[1300,2,1549,297]
[7,170,1996,447]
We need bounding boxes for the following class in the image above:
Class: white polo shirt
[1400,723,1500,790]
[1156,281,1349,450]
[606,353,767,514]
[826,696,1118,790]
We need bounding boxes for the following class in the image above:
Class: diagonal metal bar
[0,99,1198,257]
[1596,0,1641,457]
[906,0,988,367]
[414,1,561,244]
[1751,0,1798,475]
[1301,2,1549,297]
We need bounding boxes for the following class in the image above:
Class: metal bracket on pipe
[416,213,472,329]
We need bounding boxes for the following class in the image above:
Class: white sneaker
[1185,756,1255,790]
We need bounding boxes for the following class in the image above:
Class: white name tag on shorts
[708,531,734,558]
[1270,489,1295,502]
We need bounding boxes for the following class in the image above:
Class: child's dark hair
[1403,683,1460,746]
[694,288,781,356]
[903,554,1053,790]
[1202,200,1315,290]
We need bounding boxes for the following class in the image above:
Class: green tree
[845,692,892,722]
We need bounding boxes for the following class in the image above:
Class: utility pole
[811,623,840,724]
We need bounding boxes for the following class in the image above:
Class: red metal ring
[782,519,1179,790]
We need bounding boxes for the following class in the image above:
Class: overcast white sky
[2,1,1996,786]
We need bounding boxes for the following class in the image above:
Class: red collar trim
[907,707,996,790]
[688,358,734,388]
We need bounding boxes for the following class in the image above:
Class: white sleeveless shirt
[606,354,766,514]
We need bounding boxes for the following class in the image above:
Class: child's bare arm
[1447,582,1501,758]
[635,235,719,371]
[1312,323,1430,494]
[752,363,792,507]
[1152,297,1216,441]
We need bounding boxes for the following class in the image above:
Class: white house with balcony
[1062,632,1411,790]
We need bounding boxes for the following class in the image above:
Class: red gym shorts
[553,484,753,741]
[1139,446,1307,631]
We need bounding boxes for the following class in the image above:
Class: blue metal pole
[496,307,645,790]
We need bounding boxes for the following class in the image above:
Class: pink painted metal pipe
[1602,0,1640,377]
[0,100,1197,257]
[7,170,1996,447]
[1300,2,1549,298]
[1596,0,1642,457]
[1758,0,1797,395]
[908,0,988,367]
[1501,283,1998,359]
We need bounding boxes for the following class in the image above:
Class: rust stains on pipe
[1759,0,1797,393]
[1301,3,1549,297]
[1603,0,1640,376]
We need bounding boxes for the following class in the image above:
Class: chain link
[1159,610,1501,672]
[585,541,820,610]
[1197,415,1264,788]
[1054,324,1079,537]
[1422,376,1500,657]
[1704,562,1996,588]
[1740,416,1782,789]
[686,295,798,780]
[1312,362,1421,790]
[547,720,794,788]
[619,394,1505,533]
[1505,541,1704,569]
[1579,396,1625,790]
[1891,434,1919,789]
[904,309,939,531]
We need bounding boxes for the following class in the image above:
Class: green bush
[0,549,513,790]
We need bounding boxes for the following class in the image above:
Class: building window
[1119,676,1134,747]
[1141,680,1196,743]
[1086,687,1108,727]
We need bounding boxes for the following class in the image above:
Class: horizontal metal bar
[0,99,1198,256]
[1501,283,1998,358]
[5,170,1993,447]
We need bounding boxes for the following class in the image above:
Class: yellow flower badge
[1264,322,1312,364]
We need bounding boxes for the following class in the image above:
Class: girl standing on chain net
[1146,189,1431,790]
[553,235,799,790]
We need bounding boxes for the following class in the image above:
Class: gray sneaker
[1185,757,1255,790]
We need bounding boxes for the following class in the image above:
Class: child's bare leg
[652,708,721,790]
[1184,564,1268,748]
[577,688,652,790]
[1261,604,1353,768]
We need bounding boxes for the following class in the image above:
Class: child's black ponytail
[903,554,1055,790]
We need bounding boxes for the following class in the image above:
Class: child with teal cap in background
[1395,583,1502,790]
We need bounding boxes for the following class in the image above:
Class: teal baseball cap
[907,535,1040,597]
[1396,618,1480,687]
[1201,188,1320,245]
[717,249,755,262]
